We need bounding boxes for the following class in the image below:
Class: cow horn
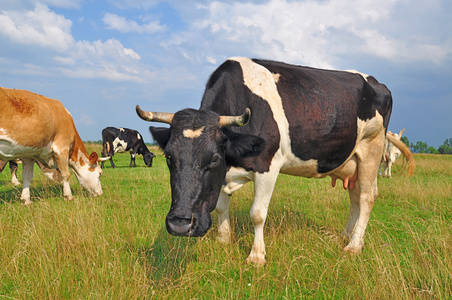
[219,108,251,127]
[136,105,174,124]
[98,157,110,162]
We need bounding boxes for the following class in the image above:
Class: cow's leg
[343,135,384,253]
[130,153,136,167]
[216,191,232,244]
[247,165,280,266]
[20,158,35,205]
[387,160,393,178]
[216,167,253,244]
[109,154,115,168]
[56,152,74,201]
[9,161,20,186]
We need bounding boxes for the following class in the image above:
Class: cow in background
[379,129,406,178]
[0,87,107,205]
[101,127,156,168]
[136,57,415,266]
[0,160,63,186]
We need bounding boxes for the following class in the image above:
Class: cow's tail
[385,132,415,176]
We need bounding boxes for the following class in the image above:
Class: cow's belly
[0,135,53,163]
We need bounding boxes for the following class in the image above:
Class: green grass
[1,146,451,299]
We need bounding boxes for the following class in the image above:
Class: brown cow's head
[136,105,265,237]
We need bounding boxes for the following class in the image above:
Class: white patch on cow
[112,137,127,153]
[345,70,370,82]
[230,57,318,176]
[137,133,142,140]
[0,128,7,135]
[65,108,72,116]
[119,128,125,132]
[51,143,61,155]
[183,127,205,139]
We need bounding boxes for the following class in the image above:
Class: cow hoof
[344,245,362,254]
[21,199,33,206]
[64,196,74,201]
[246,255,266,267]
[217,235,231,244]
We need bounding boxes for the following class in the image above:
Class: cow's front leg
[246,169,279,266]
[20,158,35,205]
[57,153,74,201]
[216,167,252,244]
[216,191,231,244]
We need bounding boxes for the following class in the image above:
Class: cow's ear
[149,126,172,149]
[223,128,266,159]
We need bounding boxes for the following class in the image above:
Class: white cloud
[55,39,144,81]
[0,4,147,82]
[166,0,451,68]
[0,3,74,52]
[102,13,166,34]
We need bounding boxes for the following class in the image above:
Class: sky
[0,0,451,148]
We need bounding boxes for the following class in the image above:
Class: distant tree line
[401,137,452,154]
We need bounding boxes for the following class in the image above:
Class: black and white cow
[101,127,156,168]
[136,57,415,266]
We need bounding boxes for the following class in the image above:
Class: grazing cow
[0,160,63,186]
[0,87,108,205]
[136,57,415,265]
[101,127,156,168]
[379,129,405,178]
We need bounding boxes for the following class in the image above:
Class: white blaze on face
[183,126,205,139]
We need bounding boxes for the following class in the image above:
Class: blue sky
[1,0,451,147]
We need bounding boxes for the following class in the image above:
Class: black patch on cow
[252,59,392,173]
[200,59,280,173]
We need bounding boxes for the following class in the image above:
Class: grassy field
[1,144,451,299]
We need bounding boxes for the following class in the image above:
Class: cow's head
[136,105,265,237]
[72,151,108,197]
[143,151,156,167]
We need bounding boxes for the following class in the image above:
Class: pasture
[1,144,451,299]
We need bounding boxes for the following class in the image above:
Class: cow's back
[0,87,76,155]
[200,58,392,175]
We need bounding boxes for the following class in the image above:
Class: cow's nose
[166,215,195,236]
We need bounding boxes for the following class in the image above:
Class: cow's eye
[210,154,221,167]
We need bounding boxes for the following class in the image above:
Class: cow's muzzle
[166,215,198,237]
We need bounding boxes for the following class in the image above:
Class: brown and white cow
[0,87,107,205]
[379,129,406,178]
[136,57,415,265]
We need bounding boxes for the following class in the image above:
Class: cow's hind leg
[343,136,384,253]
[20,158,35,205]
[9,161,20,186]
